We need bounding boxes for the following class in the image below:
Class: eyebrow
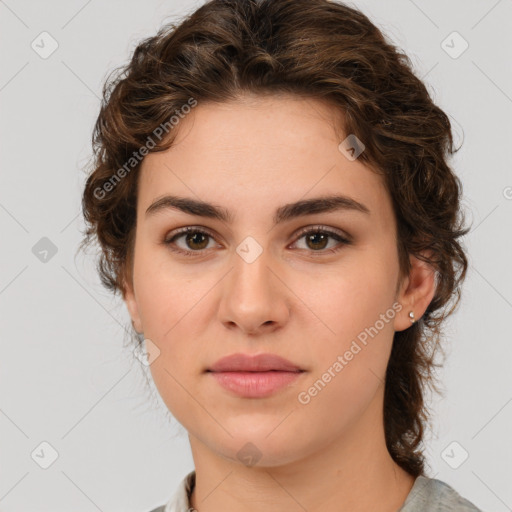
[145,194,371,225]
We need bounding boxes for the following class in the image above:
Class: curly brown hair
[79,0,470,478]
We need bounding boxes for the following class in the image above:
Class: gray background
[1,0,511,510]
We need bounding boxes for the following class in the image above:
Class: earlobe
[394,252,437,332]
[122,279,143,334]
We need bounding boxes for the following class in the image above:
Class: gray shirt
[147,470,484,512]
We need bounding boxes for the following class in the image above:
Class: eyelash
[162,225,352,257]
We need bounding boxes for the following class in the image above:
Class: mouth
[206,369,305,398]
[206,353,306,398]
[207,352,304,373]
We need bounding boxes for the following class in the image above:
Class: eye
[162,225,352,256]
[163,226,218,256]
[290,226,352,254]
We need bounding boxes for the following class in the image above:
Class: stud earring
[409,311,416,324]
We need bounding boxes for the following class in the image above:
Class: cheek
[308,257,397,337]
[300,254,399,387]
[135,256,209,426]
[133,243,206,339]
[292,269,397,430]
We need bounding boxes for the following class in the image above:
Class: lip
[206,353,305,398]
[207,352,303,372]
[209,371,303,398]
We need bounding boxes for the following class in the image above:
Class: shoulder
[400,475,484,512]
[143,470,196,512]
[427,476,484,511]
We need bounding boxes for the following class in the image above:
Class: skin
[123,93,436,512]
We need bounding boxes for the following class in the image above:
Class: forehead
[137,94,390,224]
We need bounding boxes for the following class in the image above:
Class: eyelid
[163,225,221,250]
[164,224,352,242]
[162,224,353,255]
[165,225,218,240]
[291,224,353,244]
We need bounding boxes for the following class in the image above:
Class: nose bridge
[230,239,275,305]
[218,238,289,333]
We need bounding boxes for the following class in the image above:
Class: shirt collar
[164,470,196,512]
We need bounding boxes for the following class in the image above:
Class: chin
[207,427,316,469]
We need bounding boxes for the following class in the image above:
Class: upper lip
[207,353,304,372]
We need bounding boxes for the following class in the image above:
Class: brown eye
[163,227,217,255]
[305,231,329,250]
[183,231,210,250]
[291,227,352,254]
[163,225,352,257]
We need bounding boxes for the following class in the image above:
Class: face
[124,93,424,468]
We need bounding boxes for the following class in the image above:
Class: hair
[80,0,470,478]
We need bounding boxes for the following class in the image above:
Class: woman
[80,0,483,510]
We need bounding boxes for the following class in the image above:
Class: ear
[122,277,143,334]
[394,251,437,332]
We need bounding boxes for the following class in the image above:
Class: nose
[217,247,290,336]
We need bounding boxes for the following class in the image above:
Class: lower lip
[208,371,304,398]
